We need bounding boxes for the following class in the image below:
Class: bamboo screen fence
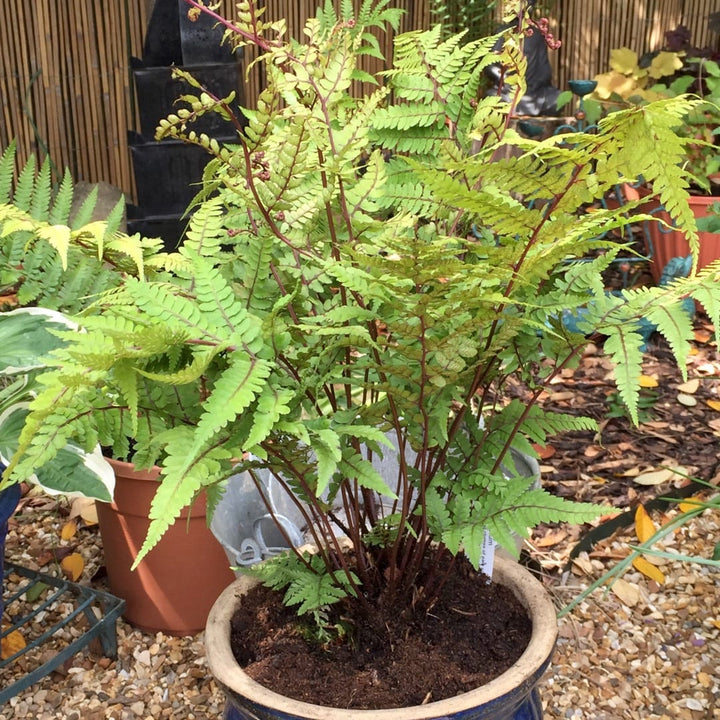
[1,1,718,202]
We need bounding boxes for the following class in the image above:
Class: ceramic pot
[206,556,557,720]
[96,458,235,635]
[0,481,21,621]
[623,185,720,284]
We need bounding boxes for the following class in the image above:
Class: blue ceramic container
[207,557,556,720]
[0,480,22,620]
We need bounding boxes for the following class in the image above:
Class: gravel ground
[2,495,719,719]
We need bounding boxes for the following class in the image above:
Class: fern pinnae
[29,157,53,221]
[48,170,75,225]
[183,351,273,464]
[12,154,37,211]
[68,186,99,230]
[645,296,694,375]
[0,141,17,203]
[602,324,646,425]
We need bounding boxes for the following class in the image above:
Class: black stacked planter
[128,0,242,249]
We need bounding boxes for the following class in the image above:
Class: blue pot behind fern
[0,473,22,622]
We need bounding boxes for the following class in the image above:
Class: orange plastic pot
[96,458,235,636]
[623,185,720,284]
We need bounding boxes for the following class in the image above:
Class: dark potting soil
[229,559,533,710]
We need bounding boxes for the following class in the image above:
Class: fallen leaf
[1,627,26,660]
[638,374,659,388]
[677,393,697,407]
[24,581,49,603]
[634,468,675,486]
[635,504,657,543]
[60,519,78,541]
[69,497,98,525]
[534,529,568,548]
[532,443,556,459]
[679,496,704,513]
[548,391,575,401]
[694,330,712,343]
[677,378,700,394]
[571,553,594,575]
[611,577,641,607]
[61,553,85,582]
[706,400,720,412]
[632,555,665,584]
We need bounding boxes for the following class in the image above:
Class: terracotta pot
[97,458,235,635]
[623,185,720,284]
[206,556,557,720]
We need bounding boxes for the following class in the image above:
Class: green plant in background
[586,44,720,194]
[0,308,115,500]
[0,142,163,311]
[4,0,720,633]
[429,0,500,41]
[0,142,164,499]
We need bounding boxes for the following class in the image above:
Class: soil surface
[230,559,531,709]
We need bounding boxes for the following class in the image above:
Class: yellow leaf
[638,375,659,388]
[632,555,666,584]
[648,51,684,79]
[679,496,704,512]
[61,553,85,582]
[594,70,641,100]
[635,504,657,543]
[706,400,720,412]
[1,627,26,660]
[60,519,77,541]
[609,47,639,75]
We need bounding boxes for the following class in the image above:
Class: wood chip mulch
[1,319,718,719]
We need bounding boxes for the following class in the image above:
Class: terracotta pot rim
[205,555,558,719]
[105,456,161,480]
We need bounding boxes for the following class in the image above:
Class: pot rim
[205,555,558,719]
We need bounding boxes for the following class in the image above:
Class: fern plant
[5,0,720,628]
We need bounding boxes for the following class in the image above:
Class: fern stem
[181,0,283,56]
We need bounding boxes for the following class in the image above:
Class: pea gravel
[1,498,718,719]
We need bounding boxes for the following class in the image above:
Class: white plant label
[480,528,496,579]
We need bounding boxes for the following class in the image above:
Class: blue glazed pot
[0,481,22,621]
[206,557,556,720]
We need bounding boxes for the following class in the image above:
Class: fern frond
[0,142,17,203]
[602,323,646,425]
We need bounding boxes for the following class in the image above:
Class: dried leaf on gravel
[1,627,26,661]
[609,577,642,606]
[634,504,657,543]
[60,553,84,581]
[60,520,77,541]
[631,555,665,584]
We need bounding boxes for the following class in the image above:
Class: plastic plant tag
[480,528,497,580]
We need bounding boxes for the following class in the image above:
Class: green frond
[136,435,233,566]
[49,170,76,225]
[28,157,53,220]
[68,185,98,229]
[12,154,36,211]
[185,351,272,462]
[603,324,647,425]
[0,141,17,203]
